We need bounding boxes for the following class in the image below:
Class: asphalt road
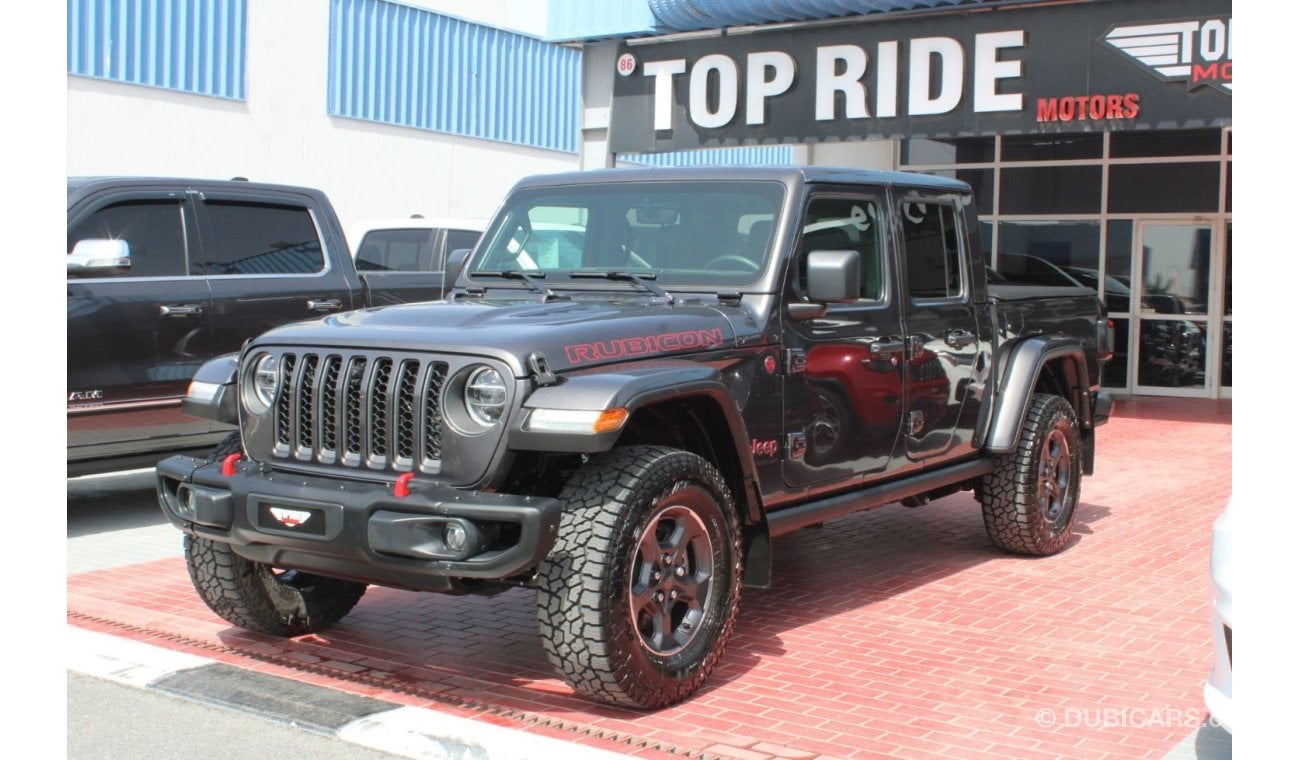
[68,672,403,760]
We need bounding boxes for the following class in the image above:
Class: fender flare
[983,336,1092,454]
[507,365,773,587]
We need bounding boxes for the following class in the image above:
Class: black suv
[157,167,1112,708]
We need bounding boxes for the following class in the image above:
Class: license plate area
[249,496,344,541]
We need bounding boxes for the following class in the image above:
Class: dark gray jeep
[157,166,1112,708]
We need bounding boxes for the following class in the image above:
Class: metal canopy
[644,0,1057,32]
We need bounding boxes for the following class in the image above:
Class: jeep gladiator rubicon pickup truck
[156,167,1113,708]
[68,176,452,477]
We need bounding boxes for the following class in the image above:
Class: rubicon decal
[565,328,726,364]
[1104,18,1232,92]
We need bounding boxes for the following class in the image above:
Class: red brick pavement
[68,396,1231,759]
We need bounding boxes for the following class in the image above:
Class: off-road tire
[979,393,1082,556]
[536,445,743,709]
[184,433,367,636]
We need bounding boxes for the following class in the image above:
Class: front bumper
[156,455,561,592]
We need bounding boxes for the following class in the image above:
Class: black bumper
[156,456,561,592]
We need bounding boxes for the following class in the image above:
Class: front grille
[270,351,449,473]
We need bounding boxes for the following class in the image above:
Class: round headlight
[464,366,507,426]
[245,354,280,413]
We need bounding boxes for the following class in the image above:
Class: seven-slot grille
[270,352,448,473]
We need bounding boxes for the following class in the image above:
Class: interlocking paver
[68,396,1230,758]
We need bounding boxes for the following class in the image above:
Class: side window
[901,201,964,300]
[68,200,187,277]
[444,229,481,260]
[798,196,885,301]
[355,229,434,272]
[196,201,324,275]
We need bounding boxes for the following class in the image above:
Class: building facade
[67,0,1231,398]
[554,0,1232,398]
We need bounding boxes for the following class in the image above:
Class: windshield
[469,181,786,288]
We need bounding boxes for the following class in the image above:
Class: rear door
[893,190,984,463]
[354,226,445,306]
[194,190,356,358]
[67,188,215,456]
[782,189,906,489]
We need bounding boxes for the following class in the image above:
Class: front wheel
[184,434,367,635]
[536,446,742,709]
[978,394,1082,556]
[185,536,368,636]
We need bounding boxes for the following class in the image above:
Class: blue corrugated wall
[625,145,796,167]
[67,0,247,100]
[328,0,582,154]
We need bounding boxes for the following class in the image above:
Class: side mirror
[806,249,860,304]
[68,239,131,275]
[444,248,472,295]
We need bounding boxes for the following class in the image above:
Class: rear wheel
[978,394,1082,556]
[536,445,742,708]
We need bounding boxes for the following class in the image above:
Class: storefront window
[1221,322,1232,388]
[901,137,994,165]
[995,221,1100,288]
[1140,225,1212,317]
[1138,320,1206,388]
[1002,134,1102,162]
[933,169,993,215]
[1110,128,1221,158]
[1104,318,1129,389]
[1000,165,1102,215]
[1223,225,1232,317]
[1109,163,1220,213]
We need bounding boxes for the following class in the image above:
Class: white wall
[808,139,898,170]
[66,0,579,241]
[402,0,550,37]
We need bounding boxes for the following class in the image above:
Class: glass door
[1132,222,1217,396]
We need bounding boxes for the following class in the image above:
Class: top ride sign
[607,0,1231,153]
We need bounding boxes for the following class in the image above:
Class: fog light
[444,523,468,551]
[176,484,196,517]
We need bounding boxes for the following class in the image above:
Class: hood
[252,296,757,376]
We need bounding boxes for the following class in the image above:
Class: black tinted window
[68,200,187,277]
[356,229,435,271]
[444,229,481,258]
[901,202,963,300]
[799,197,885,301]
[196,201,324,275]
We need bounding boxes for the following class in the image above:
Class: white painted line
[67,626,213,688]
[338,706,635,760]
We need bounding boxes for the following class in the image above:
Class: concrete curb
[67,626,632,760]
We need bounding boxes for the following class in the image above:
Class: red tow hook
[221,453,242,477]
[394,472,415,498]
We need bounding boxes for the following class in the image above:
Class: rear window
[356,229,436,271]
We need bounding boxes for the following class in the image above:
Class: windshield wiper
[570,271,674,305]
[474,270,567,301]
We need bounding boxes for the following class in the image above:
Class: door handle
[307,298,343,312]
[159,304,203,317]
[866,338,906,364]
[945,330,977,349]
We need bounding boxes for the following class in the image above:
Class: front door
[782,191,906,489]
[1131,221,1218,396]
[67,191,215,457]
